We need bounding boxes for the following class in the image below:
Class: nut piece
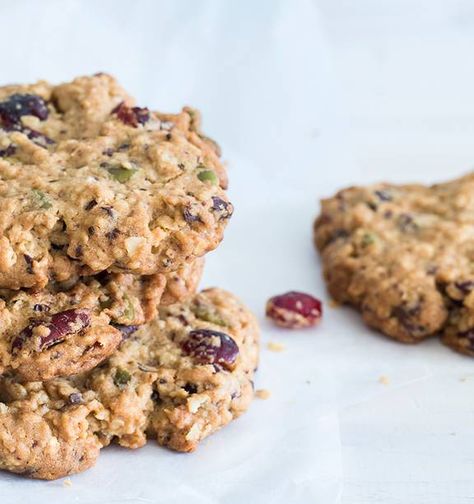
[266,291,322,329]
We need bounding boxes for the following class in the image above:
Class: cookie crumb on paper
[256,389,271,400]
[328,299,340,309]
[267,341,285,352]
[378,375,390,385]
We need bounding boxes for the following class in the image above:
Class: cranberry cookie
[314,173,474,353]
[0,259,204,381]
[0,288,259,479]
[0,74,231,290]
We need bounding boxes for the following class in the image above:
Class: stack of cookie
[0,74,259,479]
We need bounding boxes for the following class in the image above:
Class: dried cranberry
[266,291,323,329]
[84,199,97,211]
[211,196,233,220]
[24,254,34,274]
[181,329,239,370]
[0,144,16,157]
[112,102,150,127]
[182,383,198,394]
[183,207,202,223]
[0,94,49,127]
[458,329,474,349]
[391,303,425,335]
[23,127,54,147]
[326,229,350,245]
[68,392,84,405]
[112,324,139,340]
[454,280,474,294]
[33,303,50,312]
[398,213,418,233]
[374,189,392,202]
[12,308,91,351]
[105,227,120,241]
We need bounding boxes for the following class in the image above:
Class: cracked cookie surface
[314,173,474,353]
[0,288,259,480]
[0,259,203,381]
[0,73,231,290]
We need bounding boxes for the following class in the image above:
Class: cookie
[0,288,259,479]
[314,173,474,351]
[0,259,204,381]
[0,73,232,290]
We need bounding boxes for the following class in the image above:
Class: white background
[1,1,474,502]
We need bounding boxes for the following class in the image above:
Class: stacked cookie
[0,74,259,479]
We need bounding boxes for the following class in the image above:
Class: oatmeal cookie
[0,259,203,381]
[314,173,474,351]
[0,73,231,290]
[0,288,259,479]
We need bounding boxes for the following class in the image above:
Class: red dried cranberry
[183,207,202,223]
[211,196,233,220]
[112,324,139,340]
[12,309,91,351]
[266,291,322,329]
[68,392,84,405]
[181,329,239,370]
[454,280,474,294]
[23,127,54,147]
[112,102,150,127]
[0,144,16,157]
[0,94,49,127]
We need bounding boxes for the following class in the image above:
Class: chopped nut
[125,236,146,256]
[187,394,209,413]
[185,423,201,441]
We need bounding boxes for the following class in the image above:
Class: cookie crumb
[255,389,271,400]
[328,299,340,309]
[63,478,72,488]
[267,341,285,352]
[378,375,390,385]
